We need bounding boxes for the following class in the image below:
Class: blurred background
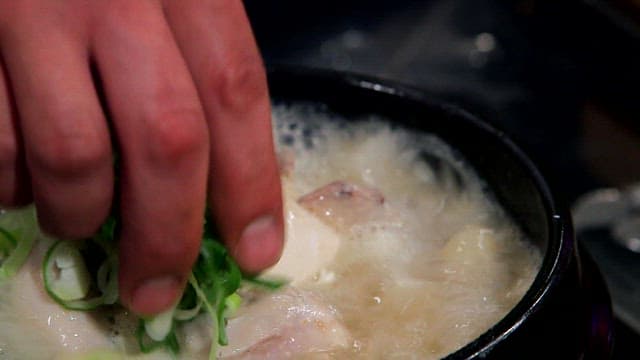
[245,0,640,357]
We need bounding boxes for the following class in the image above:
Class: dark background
[245,0,640,358]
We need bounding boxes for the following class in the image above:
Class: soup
[0,105,541,359]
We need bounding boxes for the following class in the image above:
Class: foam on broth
[273,104,541,358]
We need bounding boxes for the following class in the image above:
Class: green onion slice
[0,206,38,281]
[144,306,177,342]
[188,273,219,360]
[96,255,119,305]
[1,204,287,360]
[0,227,17,258]
[173,299,203,322]
[43,240,114,311]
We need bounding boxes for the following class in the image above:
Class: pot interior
[268,67,560,357]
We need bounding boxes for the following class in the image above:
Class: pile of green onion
[0,206,283,359]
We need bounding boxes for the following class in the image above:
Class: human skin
[0,0,284,316]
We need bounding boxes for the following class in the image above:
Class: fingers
[91,0,209,315]
[0,25,113,238]
[164,0,284,274]
[0,59,31,207]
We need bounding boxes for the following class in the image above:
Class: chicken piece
[440,226,499,263]
[297,181,384,231]
[438,226,504,286]
[264,180,342,285]
[220,288,351,360]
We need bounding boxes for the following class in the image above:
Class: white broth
[0,105,541,359]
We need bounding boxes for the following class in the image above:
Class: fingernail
[236,215,282,273]
[131,276,181,316]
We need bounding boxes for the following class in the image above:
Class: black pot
[266,67,614,359]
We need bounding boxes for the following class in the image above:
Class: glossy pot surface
[267,67,614,360]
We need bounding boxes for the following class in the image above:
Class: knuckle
[29,135,111,179]
[98,0,163,40]
[143,108,208,166]
[209,57,268,111]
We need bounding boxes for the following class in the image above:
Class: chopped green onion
[135,319,180,355]
[144,305,177,342]
[43,240,91,301]
[173,299,202,321]
[2,203,285,360]
[224,293,242,317]
[0,228,16,258]
[172,281,202,321]
[243,276,288,290]
[0,206,38,281]
[0,227,17,247]
[188,274,218,360]
[96,255,118,305]
[43,240,118,311]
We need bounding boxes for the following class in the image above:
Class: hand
[0,0,284,316]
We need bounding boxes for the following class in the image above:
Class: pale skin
[0,0,284,316]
